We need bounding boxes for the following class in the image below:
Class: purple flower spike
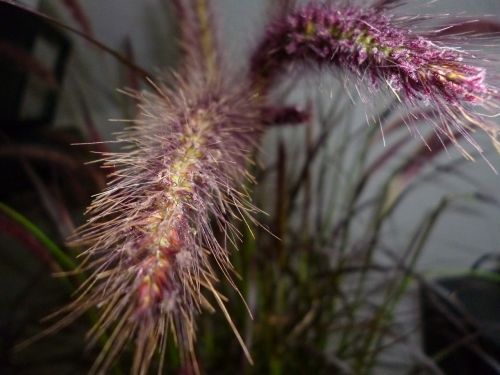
[251,3,500,164]
[66,75,260,373]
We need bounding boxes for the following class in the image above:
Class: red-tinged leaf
[0,40,57,88]
[364,109,438,178]
[170,0,189,33]
[433,19,500,37]
[0,202,76,275]
[377,109,437,144]
[365,132,414,177]
[0,215,58,269]
[166,0,199,69]
[75,92,117,177]
[21,161,75,239]
[0,143,105,189]
[274,140,287,259]
[170,0,185,15]
[0,144,80,169]
[76,91,110,154]
[61,0,93,37]
[169,0,219,73]
[373,0,401,10]
[193,0,219,73]
[271,0,295,16]
[261,105,310,126]
[124,38,140,92]
[400,130,464,182]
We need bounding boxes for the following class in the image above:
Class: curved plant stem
[0,202,76,273]
[0,0,151,80]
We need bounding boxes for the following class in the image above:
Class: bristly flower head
[64,73,261,373]
[251,2,500,166]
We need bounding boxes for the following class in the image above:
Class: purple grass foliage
[251,3,500,165]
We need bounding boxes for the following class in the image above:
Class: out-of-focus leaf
[123,37,140,93]
[433,19,500,37]
[0,143,106,190]
[373,0,401,10]
[365,132,413,177]
[169,0,219,74]
[0,214,57,269]
[0,144,79,169]
[381,110,437,140]
[261,105,310,126]
[0,0,151,79]
[60,0,93,37]
[76,91,110,154]
[400,130,463,183]
[0,39,57,88]
[20,161,75,239]
[0,202,76,272]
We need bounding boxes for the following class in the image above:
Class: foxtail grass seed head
[68,75,261,373]
[251,2,500,166]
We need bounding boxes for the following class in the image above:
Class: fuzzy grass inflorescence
[62,73,261,374]
[251,2,500,165]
